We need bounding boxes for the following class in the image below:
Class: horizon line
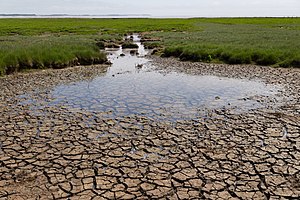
[0,14,299,18]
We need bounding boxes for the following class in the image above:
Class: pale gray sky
[1,0,299,17]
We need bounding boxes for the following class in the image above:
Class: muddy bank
[151,56,300,90]
[0,57,299,199]
[0,64,109,98]
[151,56,300,110]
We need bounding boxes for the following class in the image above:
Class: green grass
[0,18,192,75]
[0,18,299,75]
[122,42,139,49]
[0,35,107,75]
[0,18,192,36]
[148,19,300,67]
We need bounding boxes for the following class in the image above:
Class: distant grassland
[0,18,299,75]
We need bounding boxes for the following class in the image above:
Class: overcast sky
[1,0,299,17]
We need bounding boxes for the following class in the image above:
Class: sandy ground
[0,58,299,199]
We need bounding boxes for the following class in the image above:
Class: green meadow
[0,18,299,75]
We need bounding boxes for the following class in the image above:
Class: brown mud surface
[0,59,299,199]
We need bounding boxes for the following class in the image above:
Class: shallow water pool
[34,35,280,121]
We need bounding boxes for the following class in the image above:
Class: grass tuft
[121,42,139,49]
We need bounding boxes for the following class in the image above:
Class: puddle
[19,34,281,121]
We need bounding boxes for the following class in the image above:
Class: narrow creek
[20,34,281,121]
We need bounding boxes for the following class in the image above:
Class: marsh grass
[0,18,299,75]
[0,18,192,36]
[0,18,191,75]
[152,21,300,67]
[122,42,139,49]
[0,35,107,75]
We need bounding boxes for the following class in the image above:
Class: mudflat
[0,56,299,199]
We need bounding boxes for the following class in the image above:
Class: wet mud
[0,35,299,199]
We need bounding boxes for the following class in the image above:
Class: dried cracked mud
[1,50,300,199]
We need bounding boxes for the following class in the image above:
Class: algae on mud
[0,17,300,75]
